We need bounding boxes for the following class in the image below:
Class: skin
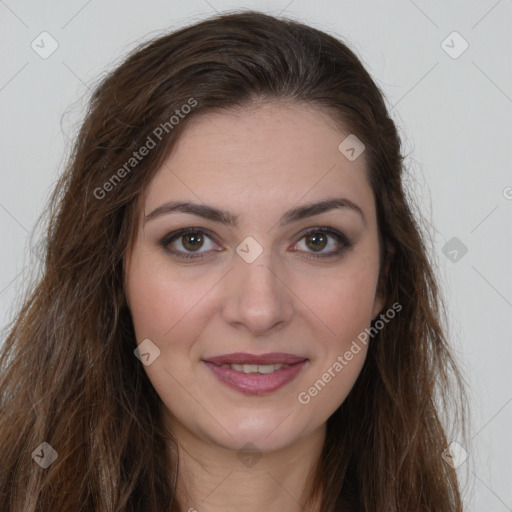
[125,101,383,511]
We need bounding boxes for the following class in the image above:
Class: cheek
[295,263,376,416]
[327,270,377,335]
[126,252,215,343]
[125,254,210,403]
[297,254,380,346]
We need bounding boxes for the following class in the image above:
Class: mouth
[203,353,308,395]
[214,362,292,374]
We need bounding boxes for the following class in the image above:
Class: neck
[167,420,326,512]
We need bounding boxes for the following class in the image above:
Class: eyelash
[159,227,353,260]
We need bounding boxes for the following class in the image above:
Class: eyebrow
[145,197,366,227]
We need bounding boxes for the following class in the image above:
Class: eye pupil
[182,232,203,251]
[306,233,327,251]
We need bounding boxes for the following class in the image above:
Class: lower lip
[204,360,308,395]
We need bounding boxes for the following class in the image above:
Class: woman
[0,11,467,511]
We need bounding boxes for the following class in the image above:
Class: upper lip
[204,353,307,365]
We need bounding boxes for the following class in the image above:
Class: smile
[218,363,290,373]
[203,353,308,395]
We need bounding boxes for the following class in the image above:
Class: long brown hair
[0,11,467,511]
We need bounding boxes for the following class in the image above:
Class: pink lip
[203,353,308,395]
[204,352,307,365]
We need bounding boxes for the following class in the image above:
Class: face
[125,102,383,453]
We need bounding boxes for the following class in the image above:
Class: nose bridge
[222,240,295,334]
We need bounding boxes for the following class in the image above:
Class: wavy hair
[0,10,467,511]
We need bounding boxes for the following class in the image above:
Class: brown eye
[160,228,220,259]
[293,228,352,259]
[181,232,204,251]
[304,232,328,252]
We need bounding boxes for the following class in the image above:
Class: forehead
[144,102,375,225]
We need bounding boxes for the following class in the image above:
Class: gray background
[1,1,511,509]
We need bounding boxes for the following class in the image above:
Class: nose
[221,248,295,336]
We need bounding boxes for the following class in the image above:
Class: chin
[200,411,315,453]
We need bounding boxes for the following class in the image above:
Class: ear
[122,249,132,310]
[371,293,384,321]
[371,238,394,320]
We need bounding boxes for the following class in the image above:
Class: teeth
[256,364,277,374]
[224,363,289,374]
